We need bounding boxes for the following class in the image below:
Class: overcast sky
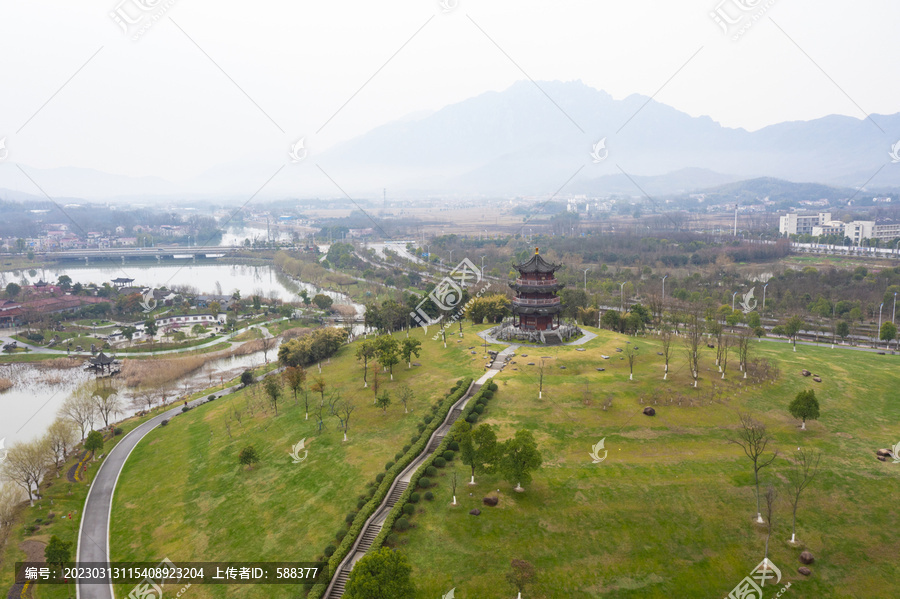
[1,0,898,183]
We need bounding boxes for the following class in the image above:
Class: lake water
[1,257,363,446]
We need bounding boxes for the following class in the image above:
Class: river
[0,251,365,446]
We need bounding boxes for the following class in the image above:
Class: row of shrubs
[306,378,473,599]
[371,380,499,550]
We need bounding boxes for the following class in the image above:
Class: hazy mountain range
[2,80,900,201]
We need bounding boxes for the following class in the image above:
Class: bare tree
[1,438,51,506]
[59,393,96,440]
[729,412,779,523]
[232,406,244,428]
[397,384,414,414]
[339,399,356,442]
[91,383,124,429]
[538,360,545,399]
[0,483,25,528]
[786,449,821,543]
[737,329,752,379]
[45,419,78,477]
[683,311,702,388]
[763,486,776,560]
[261,334,274,364]
[624,345,637,380]
[660,326,673,380]
[720,335,731,379]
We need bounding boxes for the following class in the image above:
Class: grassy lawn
[394,328,900,598]
[109,326,489,599]
[0,407,175,599]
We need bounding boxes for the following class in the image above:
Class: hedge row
[371,380,499,551]
[306,377,473,599]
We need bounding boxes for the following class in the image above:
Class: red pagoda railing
[513,297,561,306]
[514,278,559,287]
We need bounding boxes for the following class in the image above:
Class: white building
[779,212,832,236]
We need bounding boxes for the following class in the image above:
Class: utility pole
[662,275,668,300]
[582,268,591,291]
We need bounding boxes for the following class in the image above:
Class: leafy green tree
[121,326,137,341]
[264,377,281,415]
[84,430,104,459]
[343,547,415,599]
[836,320,850,343]
[374,335,400,380]
[239,446,259,469]
[5,282,20,298]
[789,389,820,430]
[283,366,307,408]
[209,301,221,318]
[144,317,158,339]
[375,391,391,413]
[44,535,72,570]
[746,311,762,329]
[498,429,543,492]
[313,294,333,310]
[57,275,72,291]
[879,321,897,348]
[400,338,421,368]
[240,370,254,387]
[600,309,621,331]
[459,423,498,485]
[785,315,804,349]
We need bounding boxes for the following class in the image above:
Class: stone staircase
[322,381,483,598]
[385,481,408,508]
[329,570,350,598]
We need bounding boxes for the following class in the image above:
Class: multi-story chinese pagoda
[509,248,564,332]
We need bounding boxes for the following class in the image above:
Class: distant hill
[2,80,900,199]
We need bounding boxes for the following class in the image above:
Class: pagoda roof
[514,248,561,274]
[89,351,115,365]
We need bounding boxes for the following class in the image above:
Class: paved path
[1,318,283,360]
[75,368,280,599]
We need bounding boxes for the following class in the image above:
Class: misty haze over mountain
[3,80,900,202]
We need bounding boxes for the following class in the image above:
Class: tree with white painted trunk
[458,423,498,485]
[786,448,820,544]
[789,389,820,431]
[729,412,779,524]
[498,429,543,493]
[660,326,672,380]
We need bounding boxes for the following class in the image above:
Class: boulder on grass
[813,376,822,382]
[482,496,498,506]
[798,566,811,576]
[876,448,893,458]
[801,369,811,376]
[799,551,814,564]
[643,407,656,416]
[469,509,481,516]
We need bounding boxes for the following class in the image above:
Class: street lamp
[448,249,455,265]
[662,275,668,300]
[480,255,486,274]
[878,302,884,343]
[619,282,626,311]
[582,268,591,291]
[732,291,738,311]
[893,292,897,325]
[763,283,769,311]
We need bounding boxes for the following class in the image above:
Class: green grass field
[104,325,900,598]
[108,327,489,599]
[395,330,900,598]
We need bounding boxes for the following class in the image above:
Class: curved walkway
[75,368,281,599]
[0,318,282,359]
